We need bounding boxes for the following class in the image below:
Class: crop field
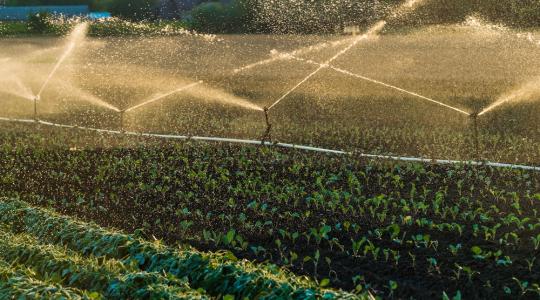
[0,197,353,299]
[1,13,540,300]
[0,123,539,299]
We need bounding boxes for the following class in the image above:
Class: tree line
[5,0,540,32]
[189,0,540,33]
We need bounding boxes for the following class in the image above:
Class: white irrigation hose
[0,117,539,172]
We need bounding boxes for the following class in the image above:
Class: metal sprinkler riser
[261,106,272,144]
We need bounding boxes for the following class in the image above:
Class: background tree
[107,0,158,21]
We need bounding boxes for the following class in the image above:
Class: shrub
[188,1,250,33]
[27,12,52,33]
[108,0,158,21]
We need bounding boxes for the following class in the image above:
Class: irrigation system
[261,106,272,143]
[1,0,538,175]
[33,96,39,121]
[469,112,480,159]
[0,116,538,172]
[229,0,473,143]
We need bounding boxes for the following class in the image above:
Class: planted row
[0,198,363,300]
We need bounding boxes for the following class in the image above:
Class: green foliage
[0,198,361,299]
[1,18,191,37]
[0,123,539,298]
[184,0,540,33]
[395,0,540,28]
[188,1,250,33]
[107,0,158,21]
[27,12,52,33]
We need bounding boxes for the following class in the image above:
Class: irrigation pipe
[1,116,539,172]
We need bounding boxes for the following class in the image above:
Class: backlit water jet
[233,36,357,74]
[56,81,121,112]
[288,55,471,116]
[37,22,88,99]
[478,77,540,116]
[464,15,540,47]
[118,81,261,131]
[0,76,35,101]
[186,83,263,112]
[267,21,387,110]
[234,0,427,76]
[0,59,36,101]
[123,81,203,113]
[119,81,203,131]
[267,0,428,111]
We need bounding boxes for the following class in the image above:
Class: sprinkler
[33,95,40,122]
[469,112,480,160]
[119,110,126,132]
[261,106,272,144]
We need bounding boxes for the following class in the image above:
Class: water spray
[117,81,204,131]
[123,81,203,113]
[478,77,540,117]
[36,23,88,99]
[282,54,471,116]
[232,36,357,75]
[234,0,426,76]
[265,0,428,111]
[267,24,384,111]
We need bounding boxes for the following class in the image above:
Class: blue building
[0,5,89,21]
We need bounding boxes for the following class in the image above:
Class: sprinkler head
[34,95,40,102]
[263,107,270,124]
[261,106,273,144]
[469,112,478,119]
